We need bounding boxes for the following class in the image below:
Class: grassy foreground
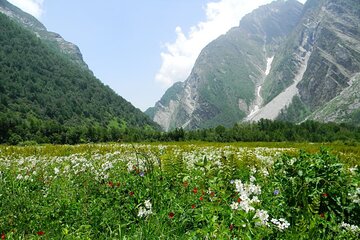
[0,142,359,239]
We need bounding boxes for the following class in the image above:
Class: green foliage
[266,149,360,239]
[278,96,311,122]
[349,110,360,126]
[0,144,359,239]
[163,120,360,143]
[0,12,159,145]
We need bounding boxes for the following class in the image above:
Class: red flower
[237,198,242,203]
[183,181,189,188]
[322,193,328,198]
[168,212,175,219]
[193,187,198,194]
[1,233,5,240]
[229,224,234,231]
[320,213,325,218]
[191,204,196,209]
[210,192,215,197]
[108,181,114,187]
[199,196,203,201]
[129,191,134,196]
[37,231,45,236]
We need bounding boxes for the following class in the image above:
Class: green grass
[0,142,359,239]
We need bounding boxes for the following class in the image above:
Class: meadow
[0,142,359,239]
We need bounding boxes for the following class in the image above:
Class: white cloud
[7,0,44,19]
[155,0,307,87]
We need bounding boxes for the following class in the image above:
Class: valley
[0,0,359,238]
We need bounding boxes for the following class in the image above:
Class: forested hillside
[0,13,159,144]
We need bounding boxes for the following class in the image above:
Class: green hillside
[0,13,159,144]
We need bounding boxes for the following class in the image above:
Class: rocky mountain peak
[239,0,303,44]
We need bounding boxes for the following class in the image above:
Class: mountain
[0,0,89,70]
[146,0,304,130]
[147,0,360,131]
[254,0,360,125]
[304,73,360,126]
[0,0,159,143]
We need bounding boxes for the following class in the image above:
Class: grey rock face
[308,74,360,124]
[270,0,360,123]
[149,0,360,130]
[147,0,304,130]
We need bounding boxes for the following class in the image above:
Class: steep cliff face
[298,0,360,111]
[147,0,303,130]
[252,0,360,122]
[0,0,89,70]
[307,73,360,125]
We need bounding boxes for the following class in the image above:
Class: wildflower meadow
[0,142,359,239]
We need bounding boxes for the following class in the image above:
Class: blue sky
[8,0,306,111]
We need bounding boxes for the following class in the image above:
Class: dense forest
[1,117,359,145]
[0,12,159,143]
[180,119,360,143]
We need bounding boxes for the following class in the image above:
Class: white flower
[54,167,60,175]
[233,178,262,213]
[138,200,153,218]
[251,196,260,204]
[349,166,358,174]
[239,199,255,213]
[102,161,113,171]
[271,218,290,231]
[261,168,269,177]
[137,206,147,217]
[250,176,256,183]
[254,209,269,226]
[16,174,23,180]
[348,187,360,204]
[127,161,135,172]
[230,202,239,210]
[341,222,360,233]
[144,199,152,209]
[288,158,297,165]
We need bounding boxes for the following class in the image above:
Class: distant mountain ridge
[147,0,360,130]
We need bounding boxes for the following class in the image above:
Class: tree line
[1,117,359,145]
